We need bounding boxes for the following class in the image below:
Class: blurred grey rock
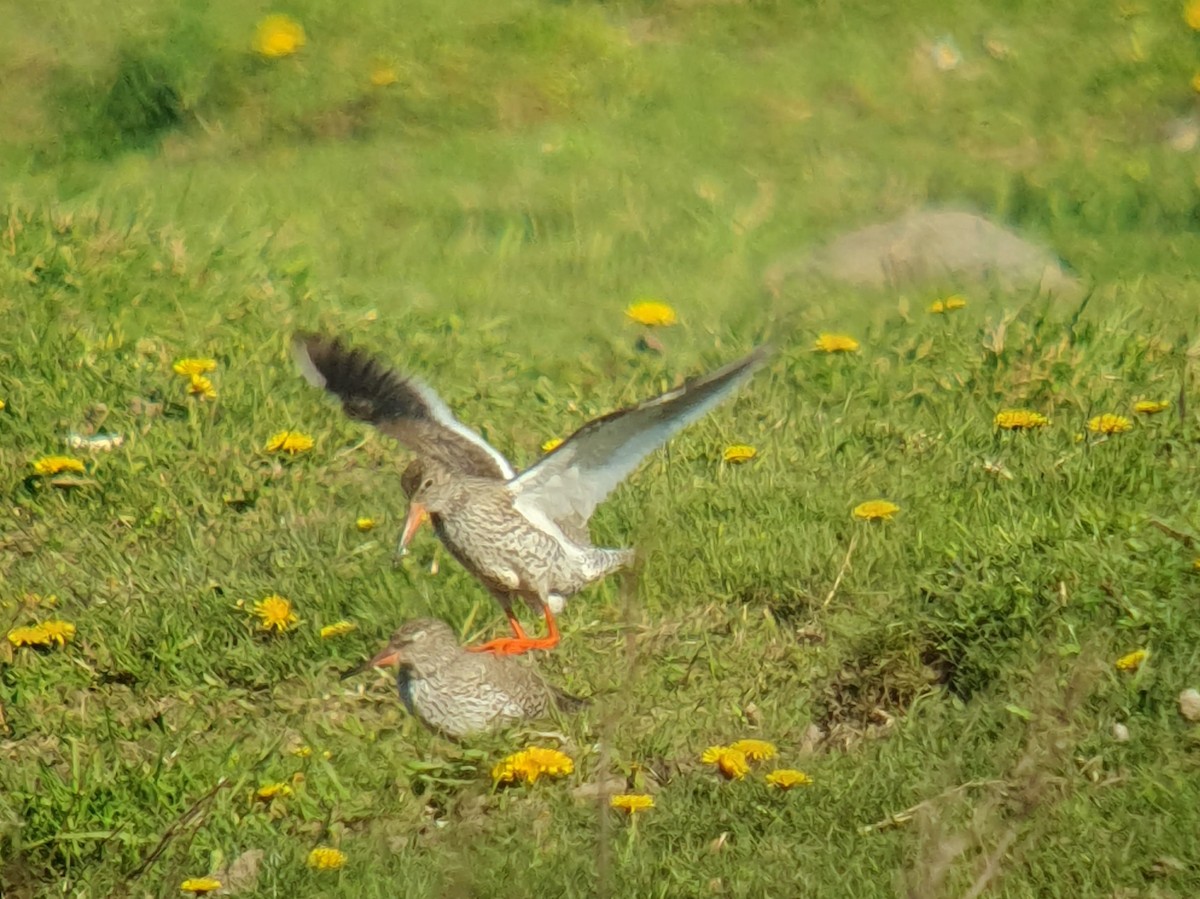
[1111,722,1130,742]
[1164,114,1200,153]
[1179,688,1200,722]
[799,723,825,753]
[571,776,627,803]
[766,208,1079,297]
[212,849,263,895]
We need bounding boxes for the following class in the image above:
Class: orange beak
[399,502,429,553]
[367,647,400,668]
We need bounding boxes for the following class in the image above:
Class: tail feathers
[584,547,635,582]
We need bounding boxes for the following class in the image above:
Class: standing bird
[294,333,770,655]
[348,618,585,739]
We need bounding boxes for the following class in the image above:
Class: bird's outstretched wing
[293,333,515,480]
[509,345,770,536]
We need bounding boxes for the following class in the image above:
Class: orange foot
[468,603,561,656]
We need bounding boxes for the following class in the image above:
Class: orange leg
[504,605,528,640]
[468,602,561,656]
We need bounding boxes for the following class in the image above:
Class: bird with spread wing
[294,333,769,655]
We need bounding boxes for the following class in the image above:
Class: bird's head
[398,459,458,550]
[358,618,460,676]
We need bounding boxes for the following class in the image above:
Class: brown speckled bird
[295,333,769,655]
[352,618,585,739]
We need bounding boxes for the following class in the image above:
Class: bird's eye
[422,477,434,490]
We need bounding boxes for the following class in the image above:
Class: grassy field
[3,1,1200,896]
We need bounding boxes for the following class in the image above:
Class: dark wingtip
[739,342,774,374]
[291,334,425,426]
[683,341,772,396]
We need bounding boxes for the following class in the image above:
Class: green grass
[3,1,1200,896]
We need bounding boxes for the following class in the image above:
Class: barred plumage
[295,333,769,654]
[365,619,585,738]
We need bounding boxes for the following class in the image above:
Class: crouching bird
[294,333,770,655]
[346,618,585,739]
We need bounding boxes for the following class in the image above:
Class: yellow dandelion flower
[254,14,306,58]
[852,500,900,521]
[994,409,1049,430]
[722,444,757,464]
[729,739,777,761]
[491,747,574,785]
[180,878,222,895]
[765,769,812,790]
[187,374,217,400]
[7,621,74,649]
[256,782,292,800]
[172,358,217,377]
[0,398,5,411]
[929,295,965,314]
[1187,0,1200,30]
[541,437,564,453]
[1115,649,1147,672]
[701,745,750,780]
[716,748,749,780]
[356,517,376,532]
[814,334,859,353]
[306,846,346,870]
[32,456,86,476]
[1088,414,1132,435]
[7,625,50,648]
[528,750,576,779]
[1192,71,1200,94]
[370,64,398,87]
[254,595,298,632]
[265,430,314,455]
[490,759,518,783]
[1133,400,1169,415]
[320,620,356,639]
[625,300,678,327]
[610,793,655,813]
[37,620,75,647]
[292,745,314,758]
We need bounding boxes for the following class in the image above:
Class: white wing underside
[406,378,516,479]
[509,346,769,538]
